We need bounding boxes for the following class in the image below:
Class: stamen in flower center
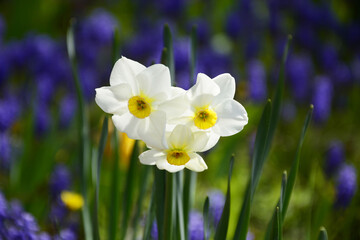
[128,96,151,118]
[194,107,217,130]
[167,150,190,166]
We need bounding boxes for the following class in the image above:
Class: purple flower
[286,54,313,102]
[153,0,186,17]
[0,49,10,84]
[36,74,56,104]
[197,49,231,78]
[335,164,357,208]
[187,19,211,46]
[54,228,77,240]
[174,39,192,89]
[312,76,333,124]
[208,190,225,227]
[325,141,345,178]
[79,66,99,102]
[35,103,51,135]
[151,221,158,239]
[319,44,338,70]
[123,25,162,65]
[0,97,21,132]
[247,60,267,103]
[225,12,243,39]
[331,63,352,86]
[78,9,118,47]
[188,211,204,240]
[49,164,71,198]
[0,132,11,169]
[59,95,77,128]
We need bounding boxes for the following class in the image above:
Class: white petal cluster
[95,57,248,173]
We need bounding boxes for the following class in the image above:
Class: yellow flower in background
[61,191,84,211]
[119,132,136,167]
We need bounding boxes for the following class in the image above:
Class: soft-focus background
[0,0,359,239]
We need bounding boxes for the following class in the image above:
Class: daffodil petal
[188,73,220,100]
[136,64,171,98]
[213,73,236,99]
[213,99,248,136]
[158,93,189,120]
[139,111,167,149]
[139,149,165,165]
[185,153,208,172]
[95,85,130,115]
[156,158,185,172]
[167,125,194,150]
[191,131,211,152]
[112,112,141,140]
[110,57,145,91]
[198,132,220,152]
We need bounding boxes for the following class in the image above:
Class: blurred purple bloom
[286,54,313,102]
[78,9,118,46]
[335,164,357,208]
[54,228,77,240]
[5,40,29,69]
[331,63,352,86]
[295,24,318,50]
[49,201,67,224]
[0,97,20,132]
[247,231,255,240]
[153,0,186,17]
[49,164,71,198]
[0,49,10,84]
[312,76,333,123]
[151,221,158,239]
[174,39,192,89]
[0,132,11,169]
[197,49,231,78]
[247,60,267,103]
[59,95,77,128]
[79,66,99,102]
[187,19,211,46]
[0,192,7,218]
[319,44,338,70]
[351,56,360,83]
[208,190,225,227]
[36,74,56,104]
[188,211,204,240]
[325,141,344,178]
[35,103,51,135]
[225,12,243,39]
[123,26,162,65]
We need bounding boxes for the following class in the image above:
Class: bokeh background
[0,0,359,239]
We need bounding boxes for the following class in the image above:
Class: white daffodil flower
[95,57,183,147]
[139,125,209,173]
[164,73,248,150]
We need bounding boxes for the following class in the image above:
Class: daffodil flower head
[60,191,84,211]
[95,57,181,144]
[165,73,248,149]
[139,125,210,172]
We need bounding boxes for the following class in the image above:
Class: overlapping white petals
[96,56,249,173]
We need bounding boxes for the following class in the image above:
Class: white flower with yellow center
[95,57,183,146]
[165,73,248,149]
[139,125,209,172]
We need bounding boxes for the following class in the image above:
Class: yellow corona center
[167,150,190,166]
[128,96,151,119]
[193,106,217,130]
[60,191,84,211]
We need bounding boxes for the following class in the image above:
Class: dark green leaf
[154,168,165,240]
[108,130,121,240]
[163,172,176,240]
[163,24,175,85]
[120,141,139,240]
[132,166,151,240]
[94,117,108,240]
[203,197,210,240]
[264,106,313,240]
[183,170,197,239]
[190,25,198,85]
[66,19,92,240]
[318,227,328,240]
[143,185,156,240]
[214,156,234,240]
[176,172,185,240]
